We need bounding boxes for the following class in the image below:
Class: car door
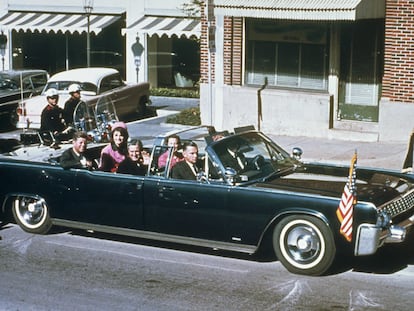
[57,169,145,230]
[143,175,232,242]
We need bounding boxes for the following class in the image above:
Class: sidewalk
[132,105,410,171]
[0,99,410,171]
[150,96,410,171]
[268,134,408,171]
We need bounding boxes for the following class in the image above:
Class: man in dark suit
[60,131,93,169]
[219,140,247,172]
[171,141,201,180]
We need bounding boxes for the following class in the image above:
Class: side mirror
[292,147,303,160]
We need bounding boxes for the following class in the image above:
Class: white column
[212,14,225,130]
[328,24,340,123]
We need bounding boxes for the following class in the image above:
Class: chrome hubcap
[286,225,320,263]
[16,197,46,227]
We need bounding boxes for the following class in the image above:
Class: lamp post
[83,0,94,67]
[131,36,144,82]
[0,31,7,71]
[134,56,141,82]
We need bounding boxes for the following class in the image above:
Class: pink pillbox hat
[111,121,127,130]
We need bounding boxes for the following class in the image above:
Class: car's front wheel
[273,215,336,275]
[12,196,52,234]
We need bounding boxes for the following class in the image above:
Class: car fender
[1,192,46,215]
[256,208,333,250]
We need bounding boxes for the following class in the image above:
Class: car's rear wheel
[12,196,52,234]
[273,215,335,275]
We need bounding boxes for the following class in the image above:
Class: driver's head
[227,140,240,153]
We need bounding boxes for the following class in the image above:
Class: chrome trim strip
[52,218,258,254]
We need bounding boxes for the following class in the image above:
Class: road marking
[46,240,249,273]
[267,280,311,311]
[349,290,383,310]
[11,236,33,255]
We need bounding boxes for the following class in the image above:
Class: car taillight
[17,104,26,116]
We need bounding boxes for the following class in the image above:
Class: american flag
[336,151,357,242]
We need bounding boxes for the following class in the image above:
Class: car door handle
[158,185,175,199]
[159,186,175,191]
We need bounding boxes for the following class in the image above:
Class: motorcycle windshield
[95,95,118,131]
[73,101,97,133]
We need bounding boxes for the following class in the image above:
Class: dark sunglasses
[48,95,59,100]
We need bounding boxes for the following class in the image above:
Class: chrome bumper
[354,213,414,256]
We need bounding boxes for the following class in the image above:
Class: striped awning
[122,16,200,38]
[214,0,385,21]
[0,11,121,34]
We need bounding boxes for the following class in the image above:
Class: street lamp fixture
[0,31,8,71]
[134,55,141,82]
[83,0,94,67]
[131,36,144,82]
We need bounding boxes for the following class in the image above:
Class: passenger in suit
[171,141,201,180]
[60,131,93,169]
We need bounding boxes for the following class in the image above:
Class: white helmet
[45,88,59,98]
[68,83,81,94]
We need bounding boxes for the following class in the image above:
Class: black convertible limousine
[1,125,414,276]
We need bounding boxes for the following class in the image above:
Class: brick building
[199,0,414,142]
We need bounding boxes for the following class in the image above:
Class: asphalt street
[1,96,414,310]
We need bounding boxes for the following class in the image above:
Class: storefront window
[338,20,384,122]
[246,20,328,90]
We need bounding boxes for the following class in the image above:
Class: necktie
[191,164,198,176]
[235,153,244,169]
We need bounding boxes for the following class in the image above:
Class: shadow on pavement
[331,229,414,275]
[65,226,414,276]
[1,220,413,275]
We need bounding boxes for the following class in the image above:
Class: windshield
[0,76,18,90]
[210,132,297,183]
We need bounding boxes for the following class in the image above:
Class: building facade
[2,1,414,143]
[199,0,414,142]
[0,0,200,87]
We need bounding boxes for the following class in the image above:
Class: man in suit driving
[219,140,247,172]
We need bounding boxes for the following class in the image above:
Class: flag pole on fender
[336,151,357,242]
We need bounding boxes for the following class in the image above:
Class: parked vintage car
[16,67,152,129]
[0,69,49,129]
[1,125,414,276]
